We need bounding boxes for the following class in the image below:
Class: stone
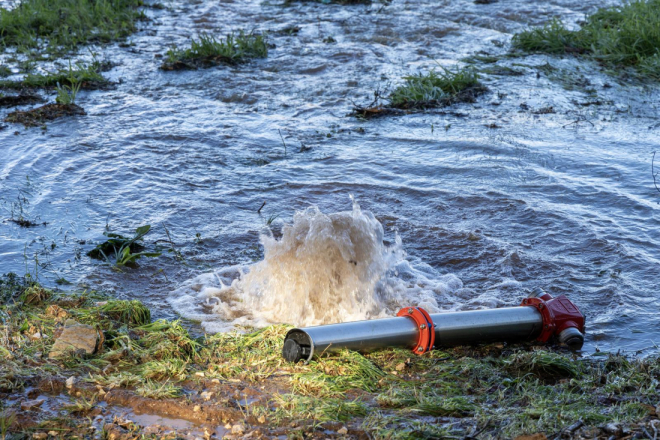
[32,433,47,440]
[604,423,622,436]
[337,427,348,435]
[257,415,266,424]
[49,320,98,358]
[30,331,43,340]
[66,376,77,389]
[200,391,213,401]
[195,372,205,377]
[395,362,406,371]
[21,399,45,411]
[231,425,245,435]
[193,405,201,412]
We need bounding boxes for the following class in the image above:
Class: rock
[211,379,220,384]
[193,405,201,412]
[32,433,48,440]
[257,415,266,424]
[49,320,98,358]
[395,362,406,371]
[231,425,245,434]
[337,427,348,435]
[48,432,59,437]
[21,399,45,411]
[200,391,213,401]
[65,376,77,389]
[604,423,622,436]
[46,304,68,318]
[195,372,205,377]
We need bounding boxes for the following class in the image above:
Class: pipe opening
[283,329,313,363]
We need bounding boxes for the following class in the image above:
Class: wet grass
[0,61,108,90]
[389,66,484,109]
[353,66,487,118]
[161,31,268,70]
[0,0,144,55]
[1,273,659,438]
[512,0,660,79]
[87,224,161,268]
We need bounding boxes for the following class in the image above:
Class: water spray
[282,289,585,363]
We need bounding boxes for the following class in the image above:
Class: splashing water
[170,199,464,333]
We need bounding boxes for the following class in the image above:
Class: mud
[4,103,85,127]
[0,94,44,108]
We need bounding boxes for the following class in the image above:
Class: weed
[512,0,660,79]
[162,31,268,70]
[504,350,580,379]
[0,61,107,90]
[353,66,486,117]
[87,225,161,268]
[98,300,151,326]
[389,66,484,109]
[0,410,15,440]
[135,379,183,399]
[0,0,144,54]
[63,395,96,415]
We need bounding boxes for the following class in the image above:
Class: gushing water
[170,199,463,332]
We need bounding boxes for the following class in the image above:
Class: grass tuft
[0,0,144,54]
[135,380,183,399]
[97,300,151,326]
[389,66,484,109]
[161,31,268,70]
[504,350,580,379]
[512,0,660,79]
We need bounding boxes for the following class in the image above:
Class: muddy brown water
[1,0,659,355]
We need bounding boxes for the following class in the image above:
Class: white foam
[170,199,466,333]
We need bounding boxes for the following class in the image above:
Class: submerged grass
[0,0,144,54]
[161,31,268,70]
[1,273,659,438]
[353,66,486,118]
[0,60,108,90]
[512,0,660,79]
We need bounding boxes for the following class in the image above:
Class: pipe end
[283,329,313,363]
[282,338,304,363]
[559,327,584,351]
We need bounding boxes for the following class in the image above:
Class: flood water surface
[1,0,659,355]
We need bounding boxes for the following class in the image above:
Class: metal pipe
[282,292,585,363]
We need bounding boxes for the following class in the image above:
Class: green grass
[512,0,660,79]
[162,31,268,70]
[1,274,659,439]
[0,0,144,54]
[87,224,161,268]
[135,380,183,399]
[388,66,484,109]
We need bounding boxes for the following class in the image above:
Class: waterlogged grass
[0,0,144,54]
[353,66,486,117]
[512,0,660,79]
[389,66,484,109]
[0,61,108,90]
[161,31,268,70]
[1,273,659,438]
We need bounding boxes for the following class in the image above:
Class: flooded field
[1,0,660,359]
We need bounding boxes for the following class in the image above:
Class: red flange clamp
[397,306,435,355]
[520,292,585,344]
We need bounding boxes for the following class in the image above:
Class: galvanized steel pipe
[282,291,585,363]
